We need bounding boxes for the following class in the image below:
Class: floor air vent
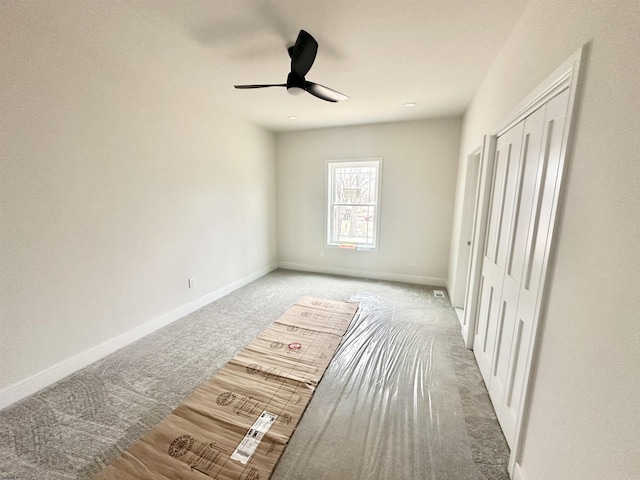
[433,290,446,298]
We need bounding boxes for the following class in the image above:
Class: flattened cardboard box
[94,296,359,480]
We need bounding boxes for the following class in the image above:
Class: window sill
[326,244,377,251]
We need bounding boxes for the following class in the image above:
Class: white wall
[276,118,461,286]
[0,3,277,402]
[448,1,640,479]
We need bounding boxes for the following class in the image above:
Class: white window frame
[325,158,382,250]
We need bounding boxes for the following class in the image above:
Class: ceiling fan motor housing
[286,72,306,95]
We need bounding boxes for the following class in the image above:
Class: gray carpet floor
[0,270,509,479]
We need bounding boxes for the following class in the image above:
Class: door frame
[452,148,482,310]
[461,45,587,475]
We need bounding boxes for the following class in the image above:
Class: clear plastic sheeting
[272,293,477,480]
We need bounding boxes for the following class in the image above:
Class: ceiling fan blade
[304,81,349,102]
[290,30,318,78]
[234,84,287,89]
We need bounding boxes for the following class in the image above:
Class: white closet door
[498,89,571,444]
[474,122,524,382]
[488,104,546,424]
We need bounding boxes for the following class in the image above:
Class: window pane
[334,166,375,205]
[331,205,376,245]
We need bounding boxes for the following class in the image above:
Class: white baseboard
[512,462,526,480]
[278,261,447,287]
[0,263,277,411]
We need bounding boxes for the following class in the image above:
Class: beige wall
[448,1,640,478]
[0,4,277,395]
[276,118,461,285]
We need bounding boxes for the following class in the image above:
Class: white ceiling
[34,0,528,132]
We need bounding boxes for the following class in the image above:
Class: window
[327,159,381,249]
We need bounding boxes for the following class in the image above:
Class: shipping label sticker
[230,411,277,465]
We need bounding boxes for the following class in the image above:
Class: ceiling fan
[234,29,349,103]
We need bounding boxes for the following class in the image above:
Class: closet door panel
[488,105,547,444]
[474,122,524,382]
[498,89,571,446]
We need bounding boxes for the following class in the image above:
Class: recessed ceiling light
[287,115,297,120]
[404,102,417,108]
